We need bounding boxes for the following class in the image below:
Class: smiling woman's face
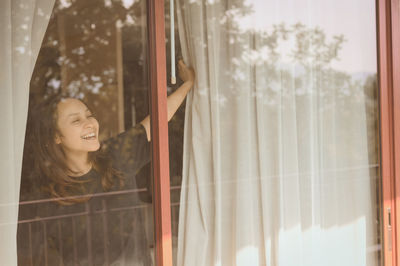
[55,98,100,155]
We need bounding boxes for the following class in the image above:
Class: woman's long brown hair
[31,94,124,205]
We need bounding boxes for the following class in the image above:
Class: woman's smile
[81,132,97,140]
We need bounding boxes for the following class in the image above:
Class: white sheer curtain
[177,0,379,265]
[0,0,55,264]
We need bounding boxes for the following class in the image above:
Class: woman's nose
[83,118,95,128]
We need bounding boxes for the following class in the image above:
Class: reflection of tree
[30,0,148,138]
[223,19,372,102]
[24,0,151,198]
[173,0,380,244]
[25,0,379,228]
[220,11,379,166]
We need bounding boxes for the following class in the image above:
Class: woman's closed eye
[69,112,96,125]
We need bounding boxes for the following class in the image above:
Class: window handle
[170,0,176,84]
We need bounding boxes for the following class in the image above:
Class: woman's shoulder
[101,123,148,151]
[100,123,149,160]
[100,123,150,173]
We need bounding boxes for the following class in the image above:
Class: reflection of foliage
[169,0,379,235]
[25,0,151,197]
[27,0,379,195]
[291,23,345,67]
[24,0,380,251]
[30,0,148,139]
[219,19,375,110]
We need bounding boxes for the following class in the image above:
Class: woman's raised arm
[140,60,195,141]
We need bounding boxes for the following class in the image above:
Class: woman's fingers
[178,60,195,84]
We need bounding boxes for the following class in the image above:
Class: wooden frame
[377,0,400,265]
[147,0,173,265]
[390,0,400,264]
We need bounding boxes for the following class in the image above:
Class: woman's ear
[55,134,61,144]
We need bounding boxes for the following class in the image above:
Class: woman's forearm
[167,80,193,121]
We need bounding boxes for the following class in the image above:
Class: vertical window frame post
[390,0,400,263]
[147,0,173,265]
[377,0,399,265]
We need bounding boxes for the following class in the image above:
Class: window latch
[388,207,392,251]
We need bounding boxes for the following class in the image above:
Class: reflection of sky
[239,0,377,74]
[122,0,135,9]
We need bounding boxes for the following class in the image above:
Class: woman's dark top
[17,124,153,266]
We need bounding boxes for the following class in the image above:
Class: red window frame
[378,0,400,265]
[147,0,173,265]
[392,0,400,263]
[147,0,400,265]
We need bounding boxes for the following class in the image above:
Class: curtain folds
[177,0,379,265]
[0,0,55,264]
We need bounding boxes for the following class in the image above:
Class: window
[1,0,399,265]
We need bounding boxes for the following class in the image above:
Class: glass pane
[169,0,382,265]
[17,0,155,265]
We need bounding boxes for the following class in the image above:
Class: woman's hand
[178,60,195,86]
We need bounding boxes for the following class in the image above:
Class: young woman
[17,60,194,266]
